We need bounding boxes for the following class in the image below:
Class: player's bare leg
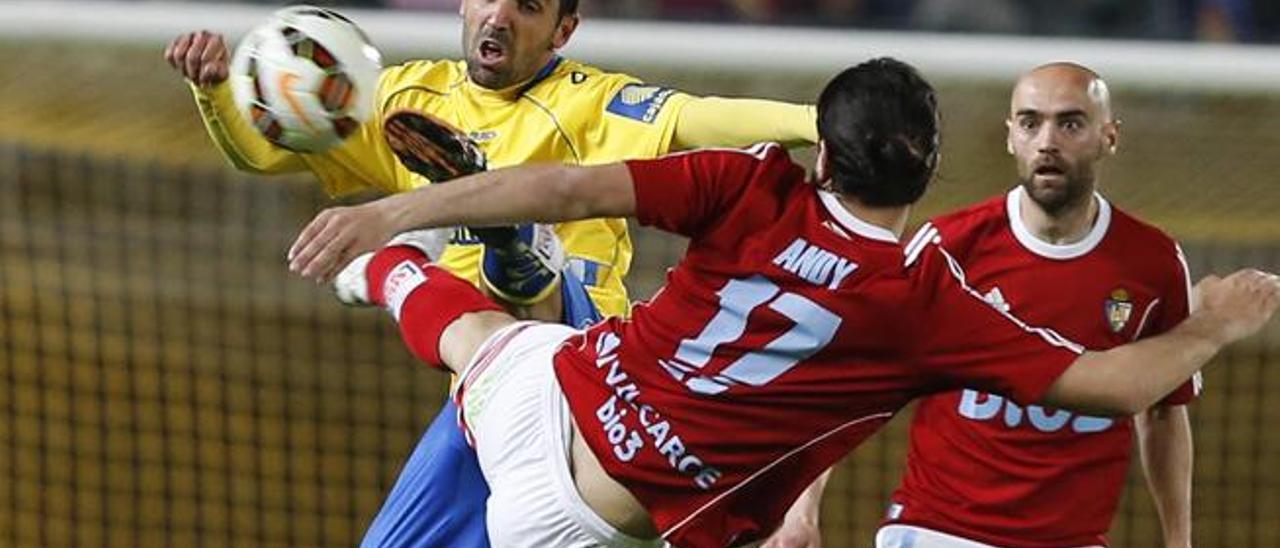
[337,231,656,540]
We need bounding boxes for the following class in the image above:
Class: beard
[1019,166,1094,217]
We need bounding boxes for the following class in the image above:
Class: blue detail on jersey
[517,55,564,97]
[360,399,490,548]
[606,84,677,124]
[561,268,603,328]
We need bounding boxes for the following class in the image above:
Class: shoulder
[532,59,685,123]
[1107,204,1179,252]
[377,59,464,101]
[921,194,1009,258]
[1106,203,1185,270]
[1104,204,1190,296]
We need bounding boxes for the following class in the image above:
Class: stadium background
[2,1,1279,546]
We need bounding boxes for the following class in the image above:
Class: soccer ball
[229,6,382,153]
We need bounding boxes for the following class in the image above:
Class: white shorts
[455,321,661,548]
[876,525,998,548]
[876,525,1103,548]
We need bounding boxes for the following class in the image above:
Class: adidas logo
[983,287,1011,313]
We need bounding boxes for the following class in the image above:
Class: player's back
[888,188,1194,547]
[554,146,1082,546]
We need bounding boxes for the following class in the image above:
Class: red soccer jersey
[887,188,1199,547]
[551,145,1085,547]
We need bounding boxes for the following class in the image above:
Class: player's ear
[1005,118,1015,156]
[1103,118,1121,156]
[552,13,579,50]
[815,140,832,187]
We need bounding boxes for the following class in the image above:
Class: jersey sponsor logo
[590,331,724,489]
[958,389,1114,433]
[1105,288,1134,333]
[772,238,859,290]
[467,129,498,143]
[571,71,588,84]
[606,84,677,124]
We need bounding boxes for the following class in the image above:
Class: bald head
[1013,62,1113,122]
[1006,62,1120,216]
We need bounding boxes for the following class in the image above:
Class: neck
[836,194,910,239]
[468,54,560,97]
[1019,188,1098,245]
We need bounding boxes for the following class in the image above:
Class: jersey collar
[516,55,564,97]
[818,190,900,244]
[462,55,563,102]
[1006,186,1111,260]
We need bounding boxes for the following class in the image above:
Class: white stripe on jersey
[1131,299,1162,341]
[1176,243,1194,312]
[1174,242,1204,397]
[903,223,939,268]
[935,246,1086,354]
[654,141,781,161]
[661,410,895,540]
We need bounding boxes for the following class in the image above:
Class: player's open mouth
[1033,165,1065,178]
[478,39,507,65]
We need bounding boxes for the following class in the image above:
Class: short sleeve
[626,143,782,239]
[1152,243,1201,406]
[909,241,1084,405]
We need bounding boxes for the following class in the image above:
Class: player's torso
[893,189,1176,547]
[376,59,670,315]
[556,165,922,545]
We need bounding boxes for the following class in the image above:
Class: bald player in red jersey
[879,64,1196,548]
[286,59,1280,547]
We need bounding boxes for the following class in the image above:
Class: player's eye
[1018,117,1038,131]
[519,0,543,13]
[1060,119,1084,132]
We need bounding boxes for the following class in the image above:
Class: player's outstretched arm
[1041,270,1280,416]
[672,97,818,151]
[288,162,635,281]
[165,31,306,174]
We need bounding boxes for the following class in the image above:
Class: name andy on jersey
[772,238,858,290]
[590,332,723,490]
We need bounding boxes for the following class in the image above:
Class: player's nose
[485,0,516,29]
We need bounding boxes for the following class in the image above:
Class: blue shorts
[360,270,601,548]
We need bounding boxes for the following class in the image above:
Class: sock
[366,245,503,369]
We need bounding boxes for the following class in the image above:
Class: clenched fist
[164,30,230,87]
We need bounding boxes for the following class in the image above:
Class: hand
[761,516,822,548]
[164,30,230,87]
[1192,269,1280,346]
[288,203,398,283]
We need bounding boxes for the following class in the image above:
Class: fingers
[167,30,229,86]
[164,33,192,71]
[288,210,339,275]
[197,34,229,86]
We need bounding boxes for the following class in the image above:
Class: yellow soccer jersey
[305,57,692,317]
[203,57,694,318]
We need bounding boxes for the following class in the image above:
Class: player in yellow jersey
[166,1,816,545]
